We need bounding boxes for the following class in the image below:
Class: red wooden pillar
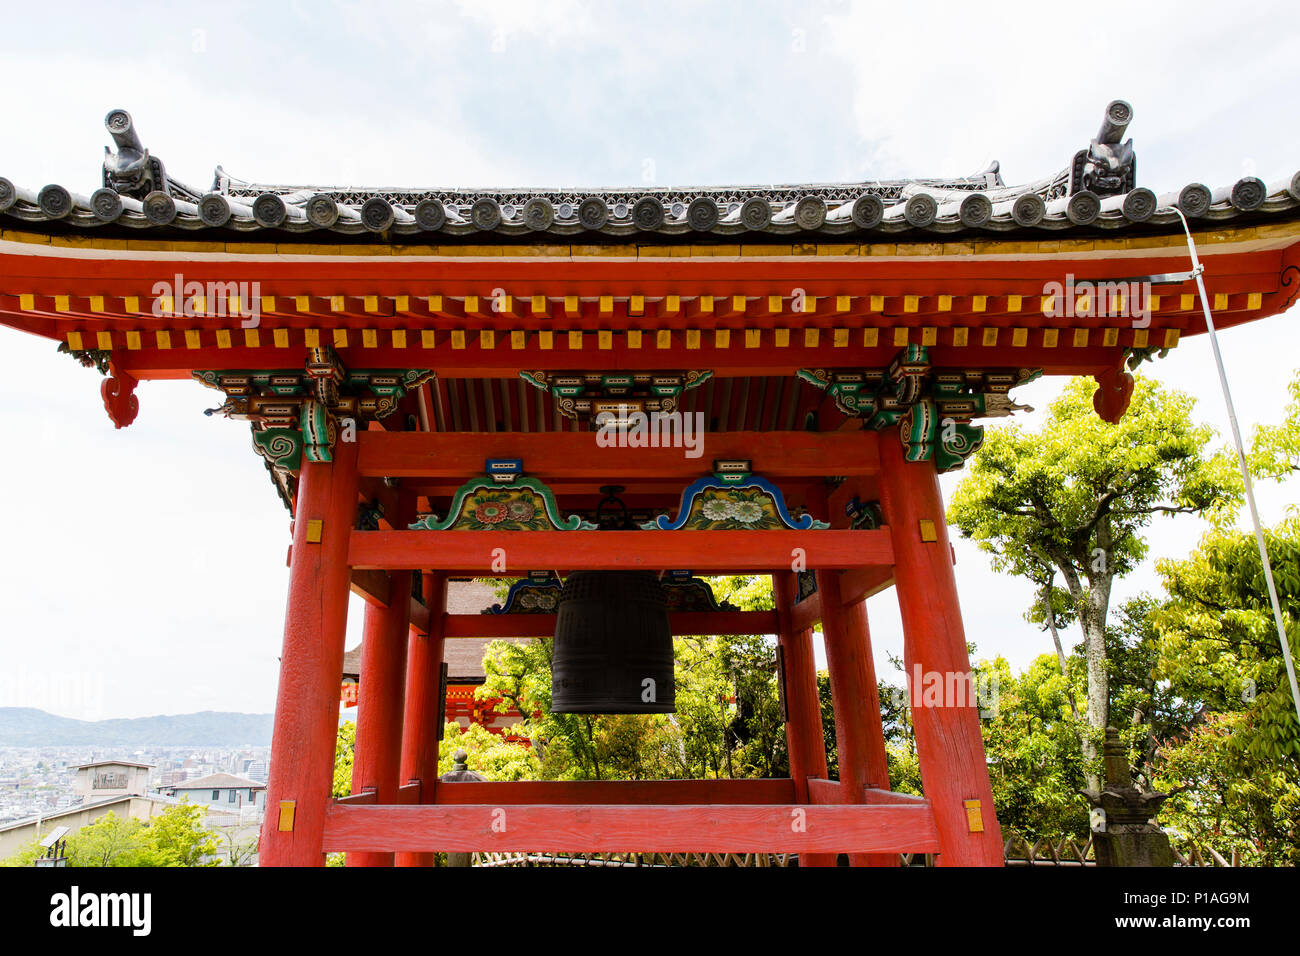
[395,571,447,868]
[877,430,1003,866]
[772,572,835,868]
[348,517,415,867]
[817,570,896,866]
[258,440,359,867]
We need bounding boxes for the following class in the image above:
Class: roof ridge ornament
[102,109,203,203]
[1069,100,1136,198]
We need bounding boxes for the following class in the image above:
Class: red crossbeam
[348,529,893,572]
[321,803,940,854]
[434,778,796,804]
[442,610,779,638]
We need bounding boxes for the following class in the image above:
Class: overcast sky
[0,0,1297,720]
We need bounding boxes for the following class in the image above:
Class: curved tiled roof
[2,103,1298,242]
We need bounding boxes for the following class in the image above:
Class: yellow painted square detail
[1011,328,1027,347]
[599,295,614,314]
[663,295,681,314]
[362,329,378,348]
[731,295,746,313]
[465,295,479,314]
[1178,293,1193,311]
[277,801,296,833]
[568,330,583,350]
[715,329,730,349]
[55,295,71,312]
[1247,292,1262,310]
[539,330,554,350]
[245,329,260,348]
[451,330,466,350]
[1075,295,1090,315]
[599,330,613,350]
[304,329,320,348]
[745,329,761,348]
[657,329,672,349]
[511,329,526,349]
[89,295,104,313]
[124,296,139,313]
[836,295,851,313]
[804,328,820,348]
[686,329,701,350]
[833,328,849,347]
[480,330,496,350]
[964,799,984,833]
[18,293,34,310]
[305,519,323,543]
[126,330,141,350]
[564,295,580,315]
[496,295,512,315]
[275,328,290,348]
[228,296,240,316]
[262,295,276,314]
[216,329,232,349]
[1073,328,1089,347]
[937,295,952,312]
[863,328,879,348]
[1164,329,1180,348]
[1042,329,1060,348]
[333,329,348,349]
[1149,294,1161,311]
[971,295,987,312]
[774,328,790,348]
[1040,294,1054,314]
[1102,328,1119,347]
[629,295,645,315]
[392,329,407,349]
[1007,295,1022,312]
[185,329,201,349]
[627,329,643,349]
[421,329,436,348]
[952,327,969,347]
[769,295,784,313]
[982,328,998,347]
[156,330,171,349]
[292,295,309,312]
[893,328,908,347]
[96,331,113,350]
[65,331,84,351]
[921,327,937,347]
[1214,293,1228,311]
[364,295,379,313]
[192,296,206,316]
[532,294,547,314]
[919,519,938,542]
[904,295,919,313]
[698,295,714,313]
[157,295,173,315]
[801,296,816,314]
[427,295,443,313]
[1132,328,1148,348]
[331,295,345,312]
[394,295,409,312]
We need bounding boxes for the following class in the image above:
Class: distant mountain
[0,708,273,747]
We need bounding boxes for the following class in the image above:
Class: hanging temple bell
[550,487,676,714]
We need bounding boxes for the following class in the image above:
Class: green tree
[333,720,356,798]
[144,802,220,867]
[948,375,1240,787]
[1249,368,1300,479]
[66,812,150,866]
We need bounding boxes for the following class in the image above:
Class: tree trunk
[1041,578,1080,721]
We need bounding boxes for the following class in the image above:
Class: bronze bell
[551,570,676,714]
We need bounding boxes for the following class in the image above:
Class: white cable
[1164,205,1300,731]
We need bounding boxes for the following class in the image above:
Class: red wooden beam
[357,430,880,479]
[790,591,821,634]
[442,610,779,638]
[434,778,796,805]
[321,802,940,853]
[839,566,896,605]
[349,529,893,572]
[863,788,928,805]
